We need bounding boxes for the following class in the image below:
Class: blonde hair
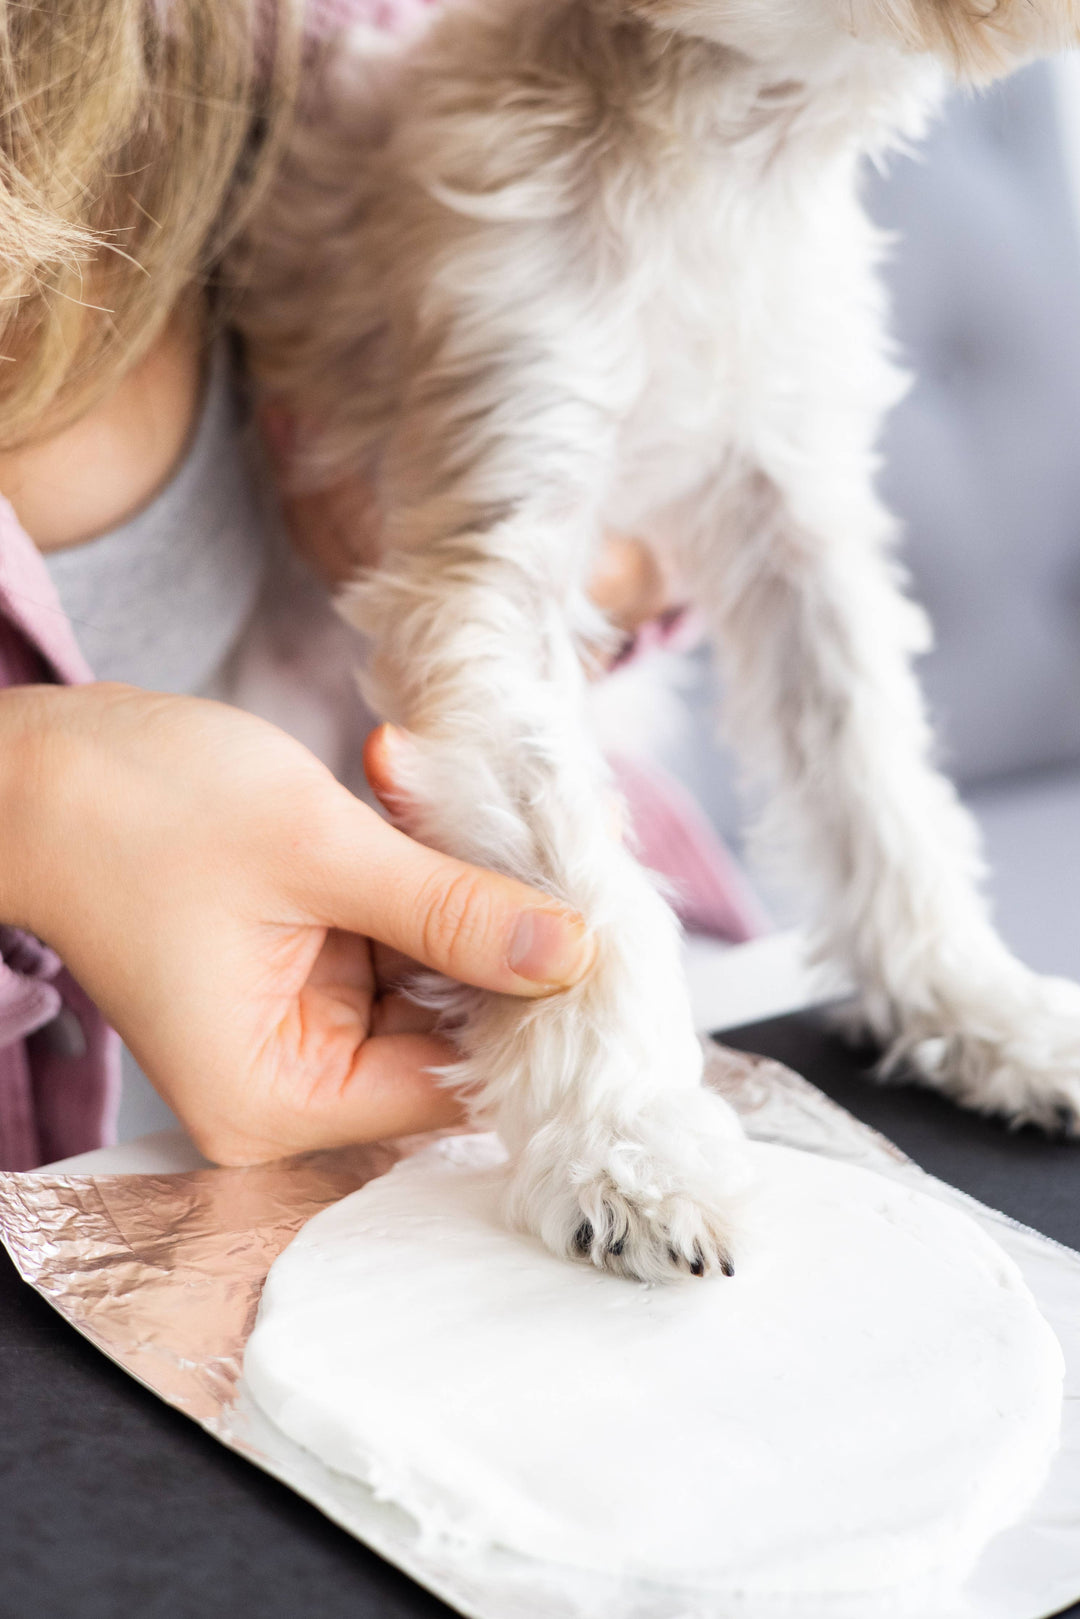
[0,0,299,447]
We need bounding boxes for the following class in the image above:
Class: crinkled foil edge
[2,1045,1079,1619]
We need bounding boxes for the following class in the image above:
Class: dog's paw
[902,970,1080,1134]
[506,1086,753,1284]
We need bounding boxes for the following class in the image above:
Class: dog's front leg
[343,492,750,1281]
[690,466,1080,1128]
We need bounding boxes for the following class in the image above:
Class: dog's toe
[568,1178,739,1283]
[572,1218,594,1255]
[508,1086,751,1285]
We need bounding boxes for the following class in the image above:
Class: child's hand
[0,684,594,1162]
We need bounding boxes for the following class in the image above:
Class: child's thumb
[301,793,596,998]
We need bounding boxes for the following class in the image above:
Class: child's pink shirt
[0,501,120,1169]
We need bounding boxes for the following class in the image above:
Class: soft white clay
[244,1136,1064,1596]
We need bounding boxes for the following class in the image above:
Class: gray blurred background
[671,58,1080,984]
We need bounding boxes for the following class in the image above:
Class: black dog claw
[573,1220,594,1256]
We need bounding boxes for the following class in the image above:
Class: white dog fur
[238,0,1080,1283]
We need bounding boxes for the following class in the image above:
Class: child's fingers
[587,533,671,632]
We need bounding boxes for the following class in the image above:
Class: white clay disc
[244,1136,1063,1596]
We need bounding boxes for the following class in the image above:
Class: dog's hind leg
[688,464,1080,1130]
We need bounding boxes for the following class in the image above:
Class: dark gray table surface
[1,1011,1078,1619]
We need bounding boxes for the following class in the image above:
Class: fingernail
[375,724,421,782]
[508,907,595,987]
[378,723,409,760]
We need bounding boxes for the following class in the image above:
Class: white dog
[239,0,1080,1284]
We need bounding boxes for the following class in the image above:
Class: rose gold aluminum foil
[2,1045,1080,1619]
